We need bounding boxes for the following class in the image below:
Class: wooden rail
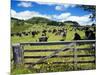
[12,40,96,69]
[25,60,95,65]
[24,47,95,52]
[24,55,95,58]
[20,40,95,45]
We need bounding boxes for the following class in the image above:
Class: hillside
[64,21,80,26]
[11,17,80,26]
[26,17,51,24]
[11,17,80,32]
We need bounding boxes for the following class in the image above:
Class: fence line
[24,47,95,52]
[25,60,95,65]
[24,55,95,59]
[12,40,96,69]
[20,40,95,46]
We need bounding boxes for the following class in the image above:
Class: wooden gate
[11,40,96,69]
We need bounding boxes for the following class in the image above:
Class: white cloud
[67,14,92,25]
[34,1,76,11]
[11,9,51,20]
[17,1,76,11]
[17,0,56,5]
[55,6,64,11]
[11,9,94,25]
[53,13,93,25]
[64,4,76,8]
[52,13,71,21]
[55,4,76,11]
[11,10,16,16]
[11,9,38,20]
[35,2,55,5]
[18,2,33,7]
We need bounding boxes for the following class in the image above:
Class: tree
[92,23,96,26]
[78,5,96,21]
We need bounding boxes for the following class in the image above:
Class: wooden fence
[11,40,96,69]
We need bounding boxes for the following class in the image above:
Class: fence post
[73,41,77,70]
[12,43,24,67]
[93,43,96,68]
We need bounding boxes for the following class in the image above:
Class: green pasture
[11,24,86,43]
[11,24,95,75]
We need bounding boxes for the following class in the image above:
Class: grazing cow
[84,27,90,38]
[39,34,48,42]
[60,39,65,41]
[55,30,61,35]
[52,29,57,33]
[19,33,22,37]
[85,30,90,38]
[73,33,81,40]
[87,30,95,40]
[85,27,95,40]
[32,31,36,37]
[22,32,28,36]
[59,29,67,41]
[42,30,47,33]
[16,33,22,37]
[22,32,26,35]
[48,30,52,33]
[42,30,47,36]
[27,31,31,35]
[25,33,28,36]
[60,31,66,38]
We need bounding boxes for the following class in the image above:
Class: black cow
[39,34,48,42]
[85,27,95,40]
[48,30,52,33]
[87,30,95,40]
[32,31,35,37]
[42,30,47,36]
[42,30,47,33]
[22,32,28,36]
[52,29,57,33]
[60,31,66,38]
[73,33,81,40]
[85,30,90,38]
[25,33,28,36]
[18,33,22,37]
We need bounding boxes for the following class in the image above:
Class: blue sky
[11,0,95,25]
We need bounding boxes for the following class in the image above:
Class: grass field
[11,24,96,75]
[11,24,86,43]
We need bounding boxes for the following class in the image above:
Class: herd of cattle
[11,26,96,42]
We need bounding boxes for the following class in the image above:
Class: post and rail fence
[11,40,96,69]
